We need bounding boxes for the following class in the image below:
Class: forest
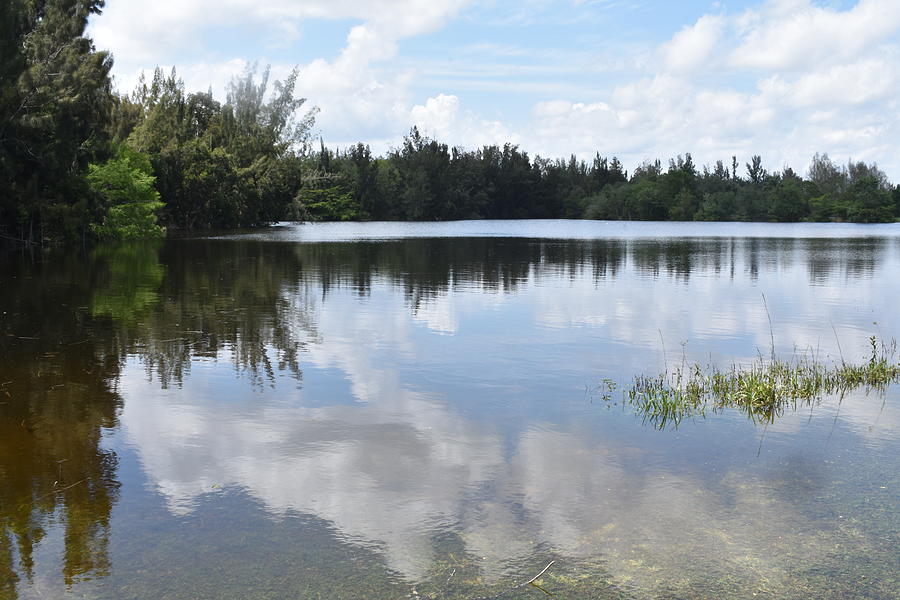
[2,0,899,245]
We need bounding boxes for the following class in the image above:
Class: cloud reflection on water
[118,228,900,593]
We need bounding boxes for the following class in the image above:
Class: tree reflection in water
[0,231,895,598]
[1,249,122,594]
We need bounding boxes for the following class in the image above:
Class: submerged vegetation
[604,336,900,429]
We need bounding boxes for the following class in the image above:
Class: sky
[88,0,900,179]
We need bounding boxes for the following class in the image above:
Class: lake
[1,220,899,599]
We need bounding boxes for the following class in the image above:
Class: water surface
[2,221,899,599]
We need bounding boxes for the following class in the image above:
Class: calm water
[1,220,899,599]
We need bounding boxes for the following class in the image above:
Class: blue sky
[89,0,900,178]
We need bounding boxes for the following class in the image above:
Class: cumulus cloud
[410,94,518,148]
[91,0,472,146]
[729,0,900,70]
[388,0,900,176]
[661,15,726,73]
[519,0,900,176]
[92,0,470,64]
[90,0,900,177]
[758,58,899,108]
[118,240,900,586]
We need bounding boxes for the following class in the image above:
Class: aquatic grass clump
[616,336,900,429]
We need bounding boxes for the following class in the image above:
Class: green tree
[0,0,113,243]
[127,68,190,154]
[844,175,894,223]
[767,172,807,222]
[345,143,379,218]
[745,155,766,184]
[220,65,317,166]
[695,191,737,221]
[300,187,361,221]
[155,140,246,230]
[87,147,165,240]
[660,157,698,220]
[893,185,900,218]
[124,65,315,230]
[392,128,452,220]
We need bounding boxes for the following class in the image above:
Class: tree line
[307,140,899,224]
[2,0,898,245]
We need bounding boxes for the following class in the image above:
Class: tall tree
[220,65,316,166]
[0,0,113,243]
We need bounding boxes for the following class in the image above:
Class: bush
[88,148,165,240]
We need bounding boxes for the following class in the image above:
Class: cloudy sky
[88,0,900,178]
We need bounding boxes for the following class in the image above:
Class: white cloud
[505,0,900,176]
[662,15,726,73]
[410,94,517,148]
[116,241,900,588]
[92,0,473,146]
[729,0,900,70]
[759,58,899,107]
[92,0,471,64]
[90,0,900,178]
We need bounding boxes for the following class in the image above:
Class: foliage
[301,187,362,221]
[0,0,113,243]
[2,0,899,242]
[843,175,895,223]
[114,65,316,230]
[308,135,899,224]
[87,148,164,240]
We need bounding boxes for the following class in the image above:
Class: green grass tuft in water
[608,336,900,429]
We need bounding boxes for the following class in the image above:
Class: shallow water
[1,220,899,599]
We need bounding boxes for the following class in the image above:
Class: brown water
[1,220,899,599]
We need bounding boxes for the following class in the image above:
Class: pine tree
[0,0,113,243]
